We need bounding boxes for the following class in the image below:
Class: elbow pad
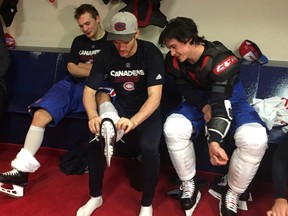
[207,100,232,142]
[207,116,231,140]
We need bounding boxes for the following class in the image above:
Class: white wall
[2,0,288,61]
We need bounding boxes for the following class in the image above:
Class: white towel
[252,96,288,133]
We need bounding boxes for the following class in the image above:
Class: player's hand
[202,104,212,122]
[266,198,288,216]
[209,141,229,166]
[116,117,136,134]
[88,116,102,134]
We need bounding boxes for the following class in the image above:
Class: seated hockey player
[158,17,268,216]
[76,12,164,216]
[0,4,111,198]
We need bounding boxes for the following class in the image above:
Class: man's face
[113,33,138,58]
[165,38,191,62]
[77,12,99,40]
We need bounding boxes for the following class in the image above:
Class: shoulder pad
[210,53,239,82]
[202,41,239,82]
[199,41,238,82]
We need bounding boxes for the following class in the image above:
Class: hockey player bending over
[77,12,164,216]
[158,17,268,216]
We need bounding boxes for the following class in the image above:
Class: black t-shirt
[67,32,111,83]
[86,39,164,114]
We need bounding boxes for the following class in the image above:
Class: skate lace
[224,189,239,213]
[2,169,19,176]
[89,131,124,143]
[180,179,195,199]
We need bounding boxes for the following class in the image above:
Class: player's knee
[96,91,110,104]
[32,109,52,126]
[164,113,193,146]
[234,123,268,157]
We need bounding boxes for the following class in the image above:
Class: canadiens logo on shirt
[79,49,101,63]
[110,69,145,84]
[123,82,135,91]
[79,49,101,56]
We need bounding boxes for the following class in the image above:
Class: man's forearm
[67,62,92,78]
[83,86,98,119]
[130,85,162,127]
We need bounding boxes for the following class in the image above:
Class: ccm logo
[214,56,238,74]
[123,82,135,91]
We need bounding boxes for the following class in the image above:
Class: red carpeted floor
[0,142,275,216]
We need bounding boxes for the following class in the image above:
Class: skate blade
[0,183,24,198]
[166,188,181,199]
[208,188,221,200]
[247,192,253,202]
[185,208,193,216]
[103,123,114,167]
[105,152,112,168]
[237,200,248,211]
[184,191,201,216]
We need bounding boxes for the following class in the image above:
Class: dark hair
[74,4,99,20]
[158,17,205,47]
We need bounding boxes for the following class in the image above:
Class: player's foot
[0,168,29,198]
[180,177,201,216]
[76,196,103,216]
[220,186,239,216]
[139,205,152,216]
[208,175,252,210]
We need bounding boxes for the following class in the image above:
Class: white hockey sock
[23,125,45,156]
[98,101,118,117]
[11,148,40,172]
[139,205,153,216]
[76,196,103,216]
[99,102,124,142]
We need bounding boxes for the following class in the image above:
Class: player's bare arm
[67,62,92,78]
[202,104,212,122]
[83,85,101,134]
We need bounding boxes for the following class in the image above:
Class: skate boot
[100,118,116,167]
[220,186,239,216]
[0,168,29,198]
[208,175,252,210]
[180,177,201,216]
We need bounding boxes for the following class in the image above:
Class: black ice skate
[220,186,239,216]
[180,177,201,216]
[208,175,252,210]
[0,168,29,198]
[100,118,116,167]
